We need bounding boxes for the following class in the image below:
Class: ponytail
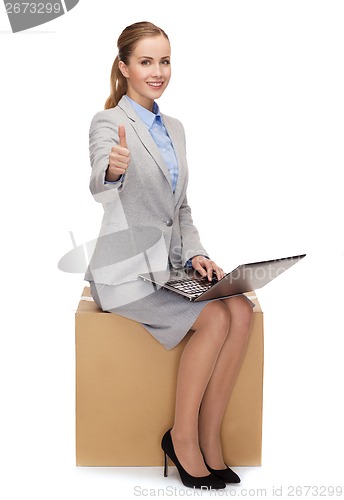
[104,56,127,109]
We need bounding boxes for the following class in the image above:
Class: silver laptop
[138,254,306,302]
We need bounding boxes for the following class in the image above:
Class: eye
[162,60,170,65]
[141,60,150,66]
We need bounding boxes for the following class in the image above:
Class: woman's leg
[170,300,230,477]
[198,295,254,468]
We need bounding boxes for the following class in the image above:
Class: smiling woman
[85,20,254,491]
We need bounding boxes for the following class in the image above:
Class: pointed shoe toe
[204,460,241,484]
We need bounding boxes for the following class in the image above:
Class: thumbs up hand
[106,125,130,182]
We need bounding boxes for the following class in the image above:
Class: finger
[118,125,128,148]
[193,262,207,277]
[214,266,224,281]
[117,168,126,175]
[198,258,213,281]
[111,146,130,161]
[108,165,126,176]
[204,260,214,281]
[110,151,130,164]
[110,159,128,171]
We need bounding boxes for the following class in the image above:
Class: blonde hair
[105,21,169,109]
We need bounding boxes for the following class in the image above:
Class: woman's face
[119,35,171,110]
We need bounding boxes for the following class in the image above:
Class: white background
[1,1,343,498]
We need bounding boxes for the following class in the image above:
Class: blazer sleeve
[88,110,125,203]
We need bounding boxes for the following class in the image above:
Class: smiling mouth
[147,82,164,88]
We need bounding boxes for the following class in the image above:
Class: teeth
[148,82,162,87]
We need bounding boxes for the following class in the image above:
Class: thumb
[118,125,128,148]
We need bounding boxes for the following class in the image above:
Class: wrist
[185,255,209,268]
[105,165,121,182]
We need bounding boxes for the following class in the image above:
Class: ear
[118,60,129,78]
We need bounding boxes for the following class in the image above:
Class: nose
[151,63,163,78]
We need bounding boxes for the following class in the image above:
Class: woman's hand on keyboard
[191,256,225,282]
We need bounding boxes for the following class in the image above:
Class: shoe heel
[163,451,168,477]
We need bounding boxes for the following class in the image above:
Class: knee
[201,301,230,342]
[224,296,254,332]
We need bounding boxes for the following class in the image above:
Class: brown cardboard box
[75,287,264,466]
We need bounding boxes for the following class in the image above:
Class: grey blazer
[84,95,208,286]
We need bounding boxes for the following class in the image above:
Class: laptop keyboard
[165,277,214,296]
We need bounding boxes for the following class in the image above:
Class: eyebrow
[138,56,170,60]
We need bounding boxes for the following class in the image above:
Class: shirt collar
[125,95,160,129]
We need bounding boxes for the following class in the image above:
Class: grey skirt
[88,278,213,350]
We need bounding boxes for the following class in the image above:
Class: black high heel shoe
[202,455,241,484]
[161,429,226,490]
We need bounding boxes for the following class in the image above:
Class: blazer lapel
[162,114,187,204]
[118,96,173,190]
